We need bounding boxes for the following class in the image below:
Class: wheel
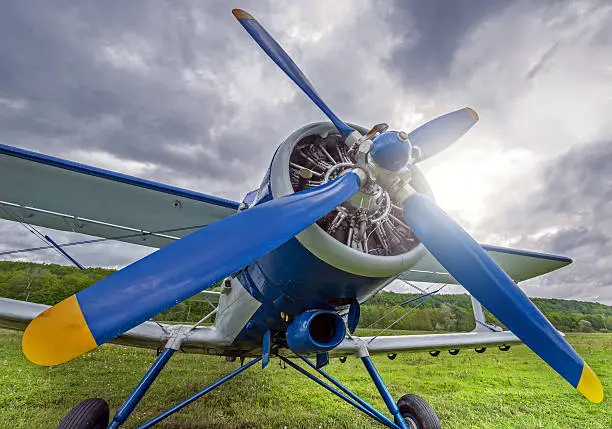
[429,350,440,357]
[499,344,511,352]
[57,398,109,429]
[397,394,441,429]
[339,356,347,363]
[387,353,397,360]
[448,349,460,356]
[475,347,487,354]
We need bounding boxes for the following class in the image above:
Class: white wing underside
[0,143,570,285]
[400,244,572,284]
[0,143,238,249]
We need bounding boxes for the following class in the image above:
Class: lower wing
[333,331,521,357]
[0,297,521,358]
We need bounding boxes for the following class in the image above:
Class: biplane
[0,9,603,429]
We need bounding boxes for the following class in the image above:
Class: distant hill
[1,261,610,333]
[363,291,612,333]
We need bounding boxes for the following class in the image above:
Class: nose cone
[370,131,411,172]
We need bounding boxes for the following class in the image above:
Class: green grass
[1,329,610,428]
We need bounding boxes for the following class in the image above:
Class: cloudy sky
[1,1,611,304]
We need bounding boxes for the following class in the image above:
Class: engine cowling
[286,310,346,354]
[269,122,435,279]
[233,122,437,337]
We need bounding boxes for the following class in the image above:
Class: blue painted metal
[286,310,345,354]
[407,108,477,161]
[262,329,271,369]
[0,143,239,210]
[74,171,361,345]
[108,348,175,428]
[315,352,329,369]
[233,11,354,140]
[231,148,395,344]
[244,238,389,318]
[481,243,572,263]
[137,357,262,429]
[370,132,412,172]
[402,193,584,388]
[361,356,410,429]
[279,356,400,429]
[298,355,398,427]
[347,300,360,334]
[44,235,84,270]
[234,235,391,343]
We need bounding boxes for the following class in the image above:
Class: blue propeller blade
[232,9,354,141]
[401,193,603,403]
[408,108,479,161]
[22,172,362,366]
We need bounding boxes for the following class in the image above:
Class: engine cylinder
[286,310,346,354]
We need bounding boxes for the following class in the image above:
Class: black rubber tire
[475,347,487,354]
[448,349,460,356]
[429,350,440,357]
[57,398,109,429]
[397,394,441,429]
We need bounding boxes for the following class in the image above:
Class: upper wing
[0,143,239,248]
[401,244,572,284]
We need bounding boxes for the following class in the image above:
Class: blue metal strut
[108,348,175,429]
[298,355,397,427]
[137,356,262,428]
[361,355,410,429]
[279,356,401,429]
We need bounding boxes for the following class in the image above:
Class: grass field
[1,328,610,428]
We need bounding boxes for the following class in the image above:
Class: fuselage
[214,122,435,349]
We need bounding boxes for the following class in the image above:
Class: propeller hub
[370,131,413,172]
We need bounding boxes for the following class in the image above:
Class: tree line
[1,261,611,333]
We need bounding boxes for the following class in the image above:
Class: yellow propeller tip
[577,363,604,403]
[465,107,479,122]
[22,295,97,366]
[232,9,254,20]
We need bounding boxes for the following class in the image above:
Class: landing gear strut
[56,336,442,428]
[280,343,442,429]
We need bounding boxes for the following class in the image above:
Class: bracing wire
[402,280,499,332]
[0,205,83,268]
[364,282,438,329]
[0,223,208,257]
[367,283,448,343]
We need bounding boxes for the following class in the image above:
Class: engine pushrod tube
[137,356,262,428]
[361,356,410,429]
[298,355,396,427]
[279,356,400,429]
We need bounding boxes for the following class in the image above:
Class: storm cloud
[1,1,611,303]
